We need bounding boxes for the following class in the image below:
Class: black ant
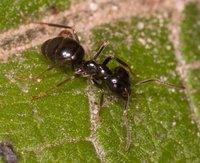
[23,22,184,152]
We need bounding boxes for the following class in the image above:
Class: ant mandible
[26,22,184,152]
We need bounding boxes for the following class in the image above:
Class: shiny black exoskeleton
[35,22,133,151]
[39,22,131,100]
[33,22,184,152]
[42,37,84,66]
[76,59,131,100]
[41,25,85,68]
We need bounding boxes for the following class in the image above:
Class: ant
[23,22,185,152]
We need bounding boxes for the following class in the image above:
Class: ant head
[114,67,129,79]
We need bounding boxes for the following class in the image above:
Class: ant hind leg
[34,21,80,42]
[19,64,58,81]
[32,75,79,100]
[34,21,73,30]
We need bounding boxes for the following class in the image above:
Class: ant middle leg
[99,89,105,115]
[91,79,105,114]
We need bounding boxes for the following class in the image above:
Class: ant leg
[19,62,64,81]
[73,32,80,43]
[98,89,105,122]
[92,79,105,114]
[99,89,105,116]
[102,55,140,78]
[113,56,140,78]
[32,75,79,100]
[19,64,56,81]
[123,89,131,152]
[93,41,109,61]
[135,78,185,89]
[34,21,73,30]
[34,22,80,42]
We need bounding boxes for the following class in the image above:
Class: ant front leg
[136,78,185,89]
[123,88,132,152]
[102,55,140,78]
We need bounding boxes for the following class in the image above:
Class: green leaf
[188,70,200,120]
[91,16,200,162]
[0,0,71,31]
[0,49,100,162]
[1,1,200,163]
[181,2,200,63]
[181,2,200,119]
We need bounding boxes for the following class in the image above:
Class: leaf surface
[0,1,200,163]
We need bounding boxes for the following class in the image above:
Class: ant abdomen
[41,37,85,66]
[41,37,62,61]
